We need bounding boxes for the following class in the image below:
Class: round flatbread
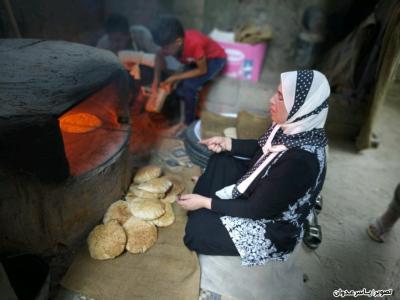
[87,220,126,260]
[129,198,165,220]
[138,177,172,194]
[160,193,178,204]
[123,217,157,254]
[125,192,144,202]
[165,176,185,195]
[160,177,184,203]
[103,200,132,225]
[129,185,164,199]
[133,165,162,184]
[150,203,175,227]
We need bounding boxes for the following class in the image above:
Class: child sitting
[96,14,158,55]
[152,16,227,134]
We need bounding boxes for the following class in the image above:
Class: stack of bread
[87,165,185,260]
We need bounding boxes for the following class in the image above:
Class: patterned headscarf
[216,70,330,199]
[258,70,329,150]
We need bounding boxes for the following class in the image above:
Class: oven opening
[59,82,129,176]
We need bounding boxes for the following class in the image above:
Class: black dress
[184,139,323,258]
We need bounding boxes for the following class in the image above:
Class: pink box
[217,41,267,82]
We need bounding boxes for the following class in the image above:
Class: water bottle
[242,59,253,80]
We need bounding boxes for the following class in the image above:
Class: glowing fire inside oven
[59,112,102,133]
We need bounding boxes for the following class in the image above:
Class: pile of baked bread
[87,165,185,260]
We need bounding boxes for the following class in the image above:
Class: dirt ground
[297,90,400,299]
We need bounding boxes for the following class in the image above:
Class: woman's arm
[211,155,318,219]
[200,137,259,156]
[230,139,260,157]
[177,152,319,218]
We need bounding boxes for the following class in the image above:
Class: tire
[184,139,208,168]
[183,121,212,168]
[184,136,211,162]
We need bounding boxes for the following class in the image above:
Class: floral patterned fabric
[221,145,326,266]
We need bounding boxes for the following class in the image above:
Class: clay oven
[0,39,134,255]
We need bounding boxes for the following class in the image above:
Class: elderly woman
[177,70,330,266]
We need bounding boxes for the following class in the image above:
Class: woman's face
[269,84,288,124]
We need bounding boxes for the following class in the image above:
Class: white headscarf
[216,70,330,199]
[279,70,330,134]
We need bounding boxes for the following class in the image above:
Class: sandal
[367,219,386,243]
[303,210,322,250]
[315,194,323,215]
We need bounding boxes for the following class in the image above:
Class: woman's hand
[200,136,232,153]
[177,194,211,211]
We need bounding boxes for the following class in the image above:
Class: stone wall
[103,0,335,73]
[104,0,205,31]
[1,0,376,89]
[0,0,362,70]
[0,0,105,44]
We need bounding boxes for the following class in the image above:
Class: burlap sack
[235,23,273,44]
[236,110,271,139]
[200,110,237,139]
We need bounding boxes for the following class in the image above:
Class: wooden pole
[2,0,21,37]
